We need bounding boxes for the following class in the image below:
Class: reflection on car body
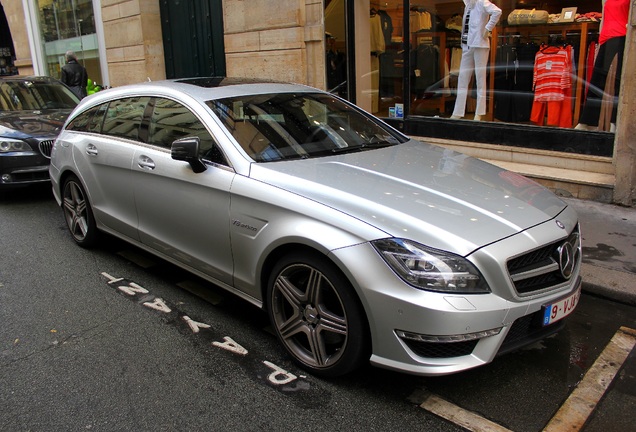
[49,77,582,377]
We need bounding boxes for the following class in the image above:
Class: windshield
[0,80,79,111]
[208,93,407,162]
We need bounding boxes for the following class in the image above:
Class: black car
[0,76,79,189]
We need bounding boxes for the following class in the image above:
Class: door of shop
[159,0,226,79]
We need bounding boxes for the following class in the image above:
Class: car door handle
[137,155,155,170]
[86,144,98,156]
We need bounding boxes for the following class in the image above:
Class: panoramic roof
[176,77,286,88]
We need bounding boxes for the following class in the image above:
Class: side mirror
[171,137,207,173]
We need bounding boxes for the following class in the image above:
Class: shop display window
[355,1,620,133]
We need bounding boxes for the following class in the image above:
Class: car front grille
[507,225,581,296]
[38,139,55,158]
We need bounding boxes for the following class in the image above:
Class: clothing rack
[491,21,600,125]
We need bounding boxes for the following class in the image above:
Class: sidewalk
[563,198,636,305]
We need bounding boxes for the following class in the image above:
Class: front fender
[228,174,388,302]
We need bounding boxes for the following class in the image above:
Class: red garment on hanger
[530,45,574,128]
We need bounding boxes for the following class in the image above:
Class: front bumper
[0,152,50,187]
[331,216,581,376]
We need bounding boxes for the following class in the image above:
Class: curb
[580,264,636,306]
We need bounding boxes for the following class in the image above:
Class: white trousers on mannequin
[452,46,490,118]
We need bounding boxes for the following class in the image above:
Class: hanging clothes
[493,42,539,122]
[409,9,432,32]
[411,43,440,97]
[532,45,572,102]
[530,44,574,128]
[378,9,395,99]
[378,9,393,46]
[370,12,386,55]
[370,11,385,113]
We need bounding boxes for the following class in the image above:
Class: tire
[61,175,98,247]
[266,251,369,377]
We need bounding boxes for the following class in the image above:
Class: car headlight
[372,238,490,294]
[0,139,32,153]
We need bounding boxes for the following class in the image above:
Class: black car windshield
[207,93,407,162]
[0,80,79,111]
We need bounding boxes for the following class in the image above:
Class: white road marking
[419,327,636,432]
[213,336,248,356]
[182,315,211,334]
[118,282,149,296]
[101,272,124,284]
[263,361,297,385]
[543,326,636,431]
[142,297,172,313]
[99,273,309,390]
[420,394,514,432]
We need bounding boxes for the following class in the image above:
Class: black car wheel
[267,252,369,377]
[62,175,97,247]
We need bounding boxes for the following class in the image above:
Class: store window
[35,0,103,87]
[371,3,405,118]
[325,0,349,98]
[363,1,623,134]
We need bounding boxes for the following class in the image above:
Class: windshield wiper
[330,140,396,154]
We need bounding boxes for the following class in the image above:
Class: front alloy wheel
[62,176,97,247]
[267,252,369,377]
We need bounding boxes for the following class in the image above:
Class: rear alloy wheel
[267,252,369,377]
[62,176,97,247]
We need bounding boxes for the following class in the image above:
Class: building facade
[1,0,634,205]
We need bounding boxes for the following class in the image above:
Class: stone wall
[613,13,636,206]
[101,0,165,86]
[223,0,325,89]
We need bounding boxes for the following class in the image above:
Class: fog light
[1,174,11,183]
[396,327,502,343]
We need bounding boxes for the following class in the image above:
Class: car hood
[250,140,568,255]
[0,110,72,139]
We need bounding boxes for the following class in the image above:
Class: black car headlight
[372,238,490,294]
[0,139,32,153]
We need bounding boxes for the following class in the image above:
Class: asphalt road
[1,184,635,432]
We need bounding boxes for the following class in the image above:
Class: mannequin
[450,0,501,120]
[575,0,629,132]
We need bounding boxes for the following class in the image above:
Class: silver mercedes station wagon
[49,78,582,377]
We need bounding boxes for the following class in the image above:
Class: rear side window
[67,104,107,132]
[87,104,108,133]
[102,97,151,141]
[66,106,98,132]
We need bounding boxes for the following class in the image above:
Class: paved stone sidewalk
[564,198,636,305]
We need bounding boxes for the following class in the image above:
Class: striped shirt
[533,46,572,102]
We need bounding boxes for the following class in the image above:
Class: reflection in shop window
[36,0,103,89]
[38,0,95,42]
